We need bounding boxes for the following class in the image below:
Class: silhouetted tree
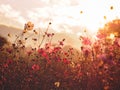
[98,19,120,37]
[0,35,8,47]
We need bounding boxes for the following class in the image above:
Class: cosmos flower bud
[110,6,113,10]
[8,33,11,37]
[80,10,83,14]
[49,22,52,25]
[104,16,107,20]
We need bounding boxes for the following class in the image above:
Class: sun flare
[77,0,119,34]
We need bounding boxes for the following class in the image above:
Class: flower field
[0,21,120,90]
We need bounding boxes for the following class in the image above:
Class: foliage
[98,19,120,37]
[0,21,120,90]
[0,35,8,48]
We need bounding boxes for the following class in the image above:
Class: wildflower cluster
[0,20,120,90]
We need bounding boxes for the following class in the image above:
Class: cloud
[0,4,26,28]
[26,5,82,33]
[49,0,70,6]
[42,0,80,7]
[0,0,120,34]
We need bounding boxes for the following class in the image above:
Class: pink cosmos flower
[116,38,120,46]
[32,64,40,71]
[53,47,61,53]
[45,43,54,53]
[97,54,107,61]
[113,38,120,46]
[82,47,91,57]
[96,33,106,39]
[63,58,70,64]
[109,45,114,51]
[81,37,91,45]
[37,48,49,59]
[37,48,44,54]
[42,52,48,58]
[76,63,81,69]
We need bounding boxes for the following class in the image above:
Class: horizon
[0,0,120,49]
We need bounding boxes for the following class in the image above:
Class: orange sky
[0,0,120,35]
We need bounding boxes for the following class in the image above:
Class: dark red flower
[63,58,70,64]
[47,33,51,37]
[6,48,12,53]
[37,48,44,54]
[7,59,13,64]
[59,41,64,46]
[3,63,8,68]
[27,51,32,56]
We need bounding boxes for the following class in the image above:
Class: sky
[0,0,120,35]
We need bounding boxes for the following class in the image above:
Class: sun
[79,10,106,34]
[78,0,119,34]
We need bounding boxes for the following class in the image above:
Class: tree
[98,19,120,37]
[0,35,8,47]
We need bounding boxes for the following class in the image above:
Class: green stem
[38,24,50,48]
